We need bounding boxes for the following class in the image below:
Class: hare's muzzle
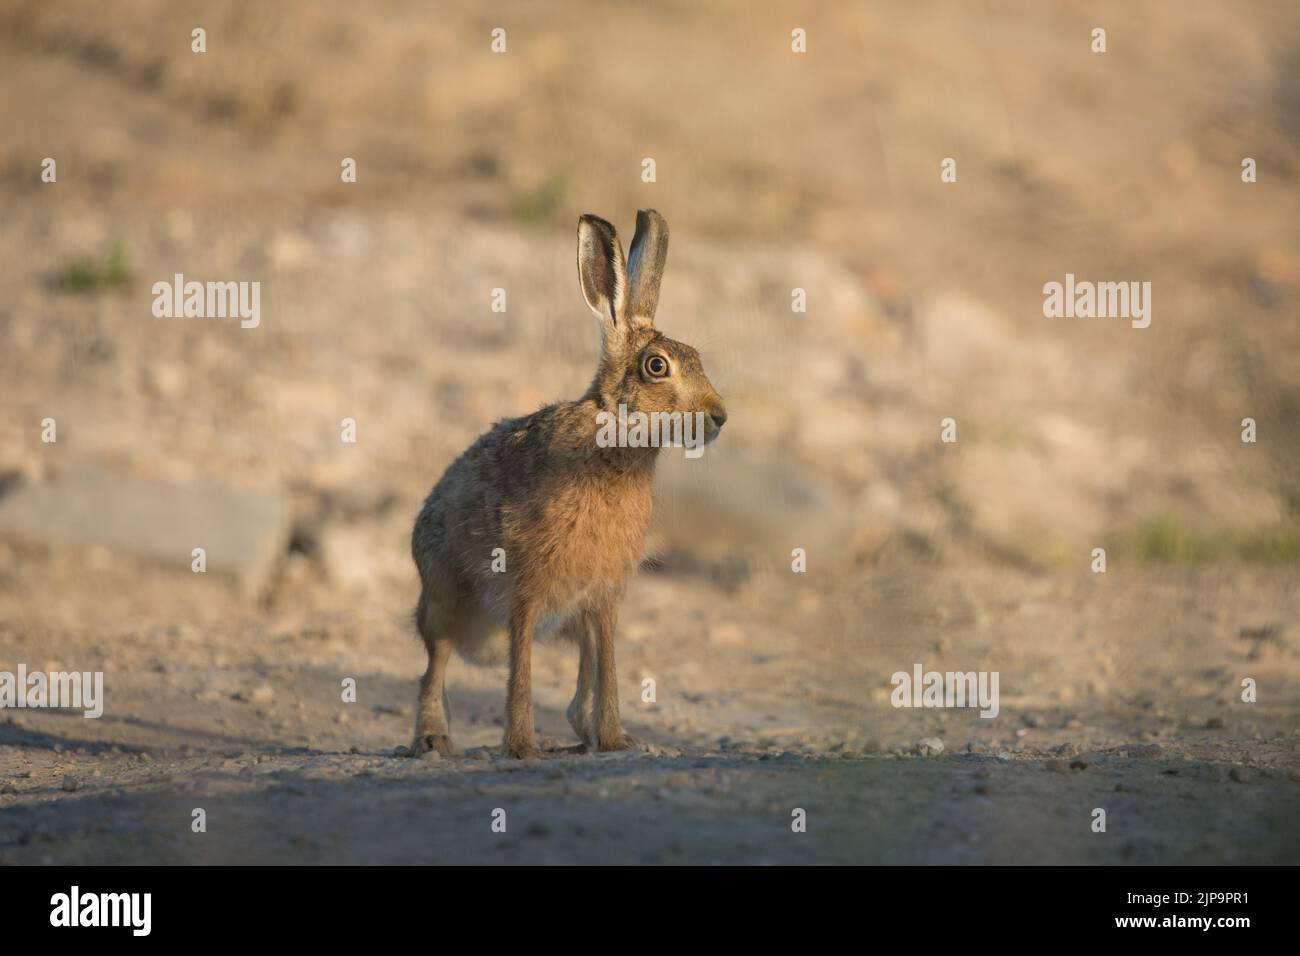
[704,400,728,443]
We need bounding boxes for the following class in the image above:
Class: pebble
[1206,717,1224,729]
[1123,743,1163,758]
[1228,766,1248,783]
[644,744,682,758]
[913,737,945,757]
[61,776,80,792]
[860,739,885,754]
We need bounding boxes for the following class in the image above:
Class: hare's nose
[709,404,728,429]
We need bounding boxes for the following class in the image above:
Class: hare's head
[577,210,727,444]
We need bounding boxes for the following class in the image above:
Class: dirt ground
[1,1,1298,864]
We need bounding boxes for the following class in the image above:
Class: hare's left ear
[626,209,669,329]
[577,214,628,338]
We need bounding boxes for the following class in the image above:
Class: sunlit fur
[409,211,726,758]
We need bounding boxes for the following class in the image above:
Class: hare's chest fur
[506,474,654,616]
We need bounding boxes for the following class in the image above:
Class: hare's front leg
[593,601,642,752]
[503,604,538,758]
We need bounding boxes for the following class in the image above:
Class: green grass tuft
[57,239,130,292]
[1131,513,1300,565]
[511,173,569,227]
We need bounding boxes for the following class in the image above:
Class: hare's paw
[410,733,454,758]
[502,733,536,760]
[597,730,644,753]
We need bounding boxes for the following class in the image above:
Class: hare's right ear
[577,215,627,338]
[626,209,668,329]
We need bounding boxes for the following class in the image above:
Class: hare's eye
[644,355,669,378]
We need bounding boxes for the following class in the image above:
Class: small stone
[1123,743,1163,758]
[913,737,945,757]
[1070,759,1089,771]
[966,742,988,754]
[1229,766,1248,783]
[61,776,80,792]
[860,739,885,754]
[1206,717,1224,729]
[418,748,441,762]
[393,745,411,758]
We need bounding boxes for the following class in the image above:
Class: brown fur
[409,210,726,758]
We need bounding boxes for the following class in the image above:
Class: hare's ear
[626,209,669,329]
[577,215,627,336]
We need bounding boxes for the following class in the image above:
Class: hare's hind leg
[411,587,455,757]
[502,602,539,759]
[563,613,597,750]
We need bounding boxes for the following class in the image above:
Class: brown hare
[409,210,727,759]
